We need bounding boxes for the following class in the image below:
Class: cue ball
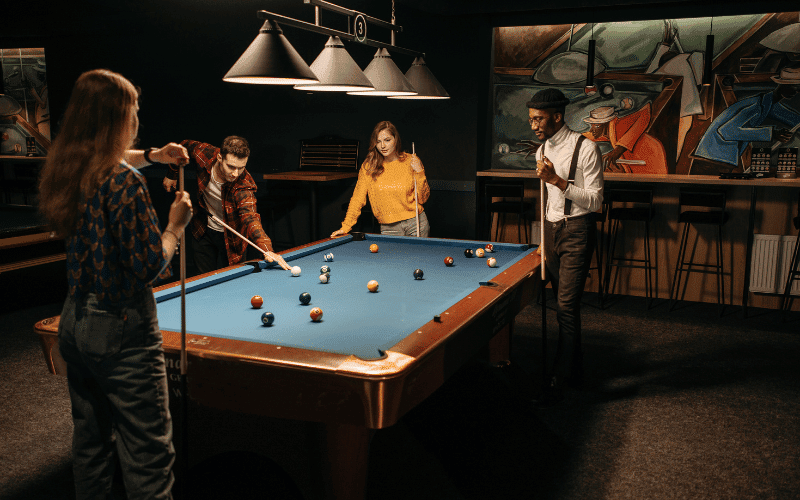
[261,312,274,326]
[310,307,323,322]
[320,265,331,274]
[485,243,494,253]
[475,248,485,258]
[251,295,263,308]
[319,274,329,284]
[444,256,454,266]
[464,249,473,258]
[487,257,498,268]
[367,280,379,292]
[370,243,379,253]
[299,292,311,305]
[413,269,424,280]
[291,266,301,277]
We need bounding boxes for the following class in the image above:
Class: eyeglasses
[528,116,546,125]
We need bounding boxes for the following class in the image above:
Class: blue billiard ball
[413,268,424,280]
[299,292,311,305]
[261,312,274,326]
[320,265,331,274]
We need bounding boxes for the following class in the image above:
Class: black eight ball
[413,269,424,280]
[464,249,474,258]
[299,292,311,305]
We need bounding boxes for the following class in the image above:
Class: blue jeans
[380,211,430,237]
[543,214,596,379]
[58,288,174,500]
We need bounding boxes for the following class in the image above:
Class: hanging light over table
[294,36,374,92]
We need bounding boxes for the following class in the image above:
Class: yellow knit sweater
[341,154,431,233]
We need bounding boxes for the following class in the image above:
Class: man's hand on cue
[263,251,291,270]
[537,156,569,191]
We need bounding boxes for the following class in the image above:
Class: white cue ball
[319,274,329,283]
[291,266,301,277]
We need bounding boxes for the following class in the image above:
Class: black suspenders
[542,134,586,217]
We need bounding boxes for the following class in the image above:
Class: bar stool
[669,189,729,315]
[602,187,656,309]
[484,180,534,244]
[780,195,800,319]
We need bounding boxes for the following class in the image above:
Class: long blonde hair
[363,121,407,179]
[38,69,139,237]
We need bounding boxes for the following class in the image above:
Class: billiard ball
[320,265,331,274]
[475,248,485,258]
[323,253,334,262]
[487,257,497,268]
[367,280,379,292]
[485,243,494,253]
[251,295,263,308]
[310,307,323,322]
[370,243,379,253]
[290,266,301,277]
[319,274,329,284]
[413,269,424,280]
[444,256,454,266]
[299,292,311,305]
[261,312,274,326]
[464,249,473,258]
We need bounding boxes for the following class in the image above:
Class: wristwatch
[144,147,157,164]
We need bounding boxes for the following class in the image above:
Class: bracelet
[163,229,181,246]
[144,147,157,164]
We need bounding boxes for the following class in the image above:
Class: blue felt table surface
[155,235,535,360]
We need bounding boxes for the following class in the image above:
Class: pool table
[34,233,541,499]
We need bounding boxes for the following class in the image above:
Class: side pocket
[76,306,125,362]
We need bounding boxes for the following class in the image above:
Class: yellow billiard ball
[367,280,379,292]
[475,248,485,258]
[370,243,379,253]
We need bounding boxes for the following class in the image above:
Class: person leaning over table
[37,68,193,499]
[331,120,431,238]
[529,87,604,405]
[161,136,290,273]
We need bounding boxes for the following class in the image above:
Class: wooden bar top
[262,171,357,182]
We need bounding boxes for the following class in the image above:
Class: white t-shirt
[205,167,225,232]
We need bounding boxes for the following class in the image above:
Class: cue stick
[539,153,549,393]
[206,212,267,256]
[178,162,188,500]
[412,142,420,237]
[772,122,800,152]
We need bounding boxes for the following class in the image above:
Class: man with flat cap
[528,88,604,403]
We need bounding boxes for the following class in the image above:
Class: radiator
[750,235,800,295]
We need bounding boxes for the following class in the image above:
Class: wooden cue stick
[207,213,265,255]
[178,162,188,500]
[772,122,800,152]
[412,142,420,237]
[539,159,548,391]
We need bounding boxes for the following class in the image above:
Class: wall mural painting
[0,48,50,157]
[493,13,800,176]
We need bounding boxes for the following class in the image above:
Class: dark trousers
[192,228,227,275]
[543,214,596,380]
[58,289,174,500]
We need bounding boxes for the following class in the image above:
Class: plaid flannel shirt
[167,140,272,266]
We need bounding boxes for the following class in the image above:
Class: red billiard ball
[444,256,454,266]
[370,243,379,253]
[485,243,494,253]
[367,280,379,292]
[310,307,323,322]
[251,295,263,308]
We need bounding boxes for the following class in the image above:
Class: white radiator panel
[750,235,800,295]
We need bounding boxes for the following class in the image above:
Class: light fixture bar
[304,0,401,34]
[257,10,422,58]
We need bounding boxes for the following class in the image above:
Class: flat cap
[526,88,570,109]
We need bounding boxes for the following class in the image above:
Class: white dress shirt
[536,124,604,222]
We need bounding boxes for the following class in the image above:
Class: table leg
[742,186,757,318]
[323,422,371,500]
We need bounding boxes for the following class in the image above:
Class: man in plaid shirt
[161,136,290,274]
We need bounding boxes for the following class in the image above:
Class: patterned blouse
[166,140,272,266]
[66,162,170,304]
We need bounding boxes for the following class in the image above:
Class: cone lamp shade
[294,36,374,92]
[348,49,417,96]
[224,20,319,85]
[389,57,449,99]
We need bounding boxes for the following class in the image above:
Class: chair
[484,181,534,244]
[669,189,729,315]
[780,194,800,319]
[602,187,656,309]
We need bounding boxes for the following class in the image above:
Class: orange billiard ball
[487,257,498,268]
[310,307,323,322]
[475,248,485,258]
[251,295,263,308]
[369,243,379,253]
[444,256,454,266]
[367,280,379,292]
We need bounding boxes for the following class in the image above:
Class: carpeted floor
[2,262,799,499]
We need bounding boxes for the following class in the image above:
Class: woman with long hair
[332,120,431,237]
[38,68,192,499]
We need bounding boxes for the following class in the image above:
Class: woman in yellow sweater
[332,121,431,237]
